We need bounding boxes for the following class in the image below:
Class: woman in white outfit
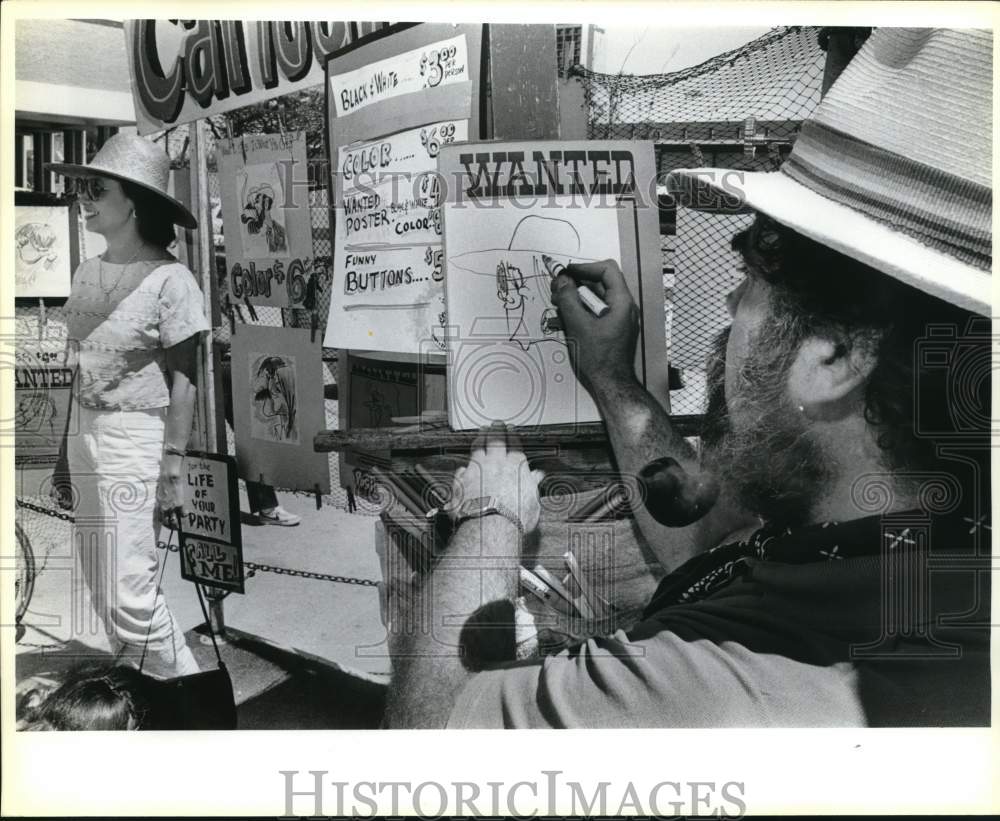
[50,134,209,678]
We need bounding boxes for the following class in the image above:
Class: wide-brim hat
[47,133,197,229]
[667,28,992,316]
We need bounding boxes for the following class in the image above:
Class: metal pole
[191,119,218,450]
[190,119,228,641]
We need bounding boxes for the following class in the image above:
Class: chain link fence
[575,25,825,414]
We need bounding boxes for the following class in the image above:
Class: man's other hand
[551,259,639,393]
[451,422,545,534]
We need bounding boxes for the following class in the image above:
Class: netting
[575,26,825,414]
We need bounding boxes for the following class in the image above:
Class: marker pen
[541,254,611,317]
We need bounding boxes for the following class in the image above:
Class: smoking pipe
[638,456,720,527]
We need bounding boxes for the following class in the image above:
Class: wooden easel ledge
[314,417,703,453]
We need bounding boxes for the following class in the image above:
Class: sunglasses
[63,177,108,201]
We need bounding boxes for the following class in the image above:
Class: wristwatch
[426,495,525,537]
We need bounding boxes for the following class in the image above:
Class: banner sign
[178,451,245,593]
[218,131,324,308]
[124,20,388,135]
[323,23,483,354]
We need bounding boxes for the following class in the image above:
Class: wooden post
[486,24,561,140]
[189,119,218,452]
[819,27,871,97]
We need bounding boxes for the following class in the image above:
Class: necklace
[98,243,145,303]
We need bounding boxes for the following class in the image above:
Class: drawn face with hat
[449,214,596,346]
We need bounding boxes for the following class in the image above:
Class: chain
[151,541,378,587]
[15,497,75,523]
[240,562,378,587]
[16,497,379,589]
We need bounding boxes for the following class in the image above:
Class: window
[556,25,582,77]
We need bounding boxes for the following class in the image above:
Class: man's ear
[787,332,877,420]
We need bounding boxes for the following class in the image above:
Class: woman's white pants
[67,402,200,678]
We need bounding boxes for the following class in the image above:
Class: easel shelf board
[314,417,703,453]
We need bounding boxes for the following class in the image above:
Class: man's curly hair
[731,215,990,479]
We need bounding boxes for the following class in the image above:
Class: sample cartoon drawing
[15,392,59,435]
[237,162,290,258]
[448,215,593,351]
[15,223,60,270]
[241,183,288,253]
[250,353,299,444]
[14,205,72,297]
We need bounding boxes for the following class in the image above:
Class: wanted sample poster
[438,140,669,429]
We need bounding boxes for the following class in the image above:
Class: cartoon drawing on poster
[447,212,611,353]
[238,162,290,258]
[16,222,59,270]
[231,325,330,494]
[16,392,60,436]
[438,137,672,432]
[249,352,299,444]
[218,132,318,308]
[14,205,73,297]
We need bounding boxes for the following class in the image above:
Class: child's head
[21,664,151,731]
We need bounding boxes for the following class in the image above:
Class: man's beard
[699,319,830,527]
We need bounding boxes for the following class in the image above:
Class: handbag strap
[193,574,225,667]
[138,527,174,674]
[139,523,225,673]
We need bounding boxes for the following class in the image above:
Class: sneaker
[257,506,301,527]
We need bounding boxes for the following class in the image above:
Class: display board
[323,23,483,353]
[439,140,670,429]
[229,324,330,493]
[178,451,244,594]
[218,131,325,308]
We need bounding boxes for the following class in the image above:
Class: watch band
[489,502,525,536]
[459,502,525,537]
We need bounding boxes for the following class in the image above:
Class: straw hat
[48,133,197,229]
[667,28,992,316]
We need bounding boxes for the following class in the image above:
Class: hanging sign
[178,451,245,594]
[13,346,77,467]
[123,20,388,135]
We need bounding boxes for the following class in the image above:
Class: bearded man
[384,28,991,729]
